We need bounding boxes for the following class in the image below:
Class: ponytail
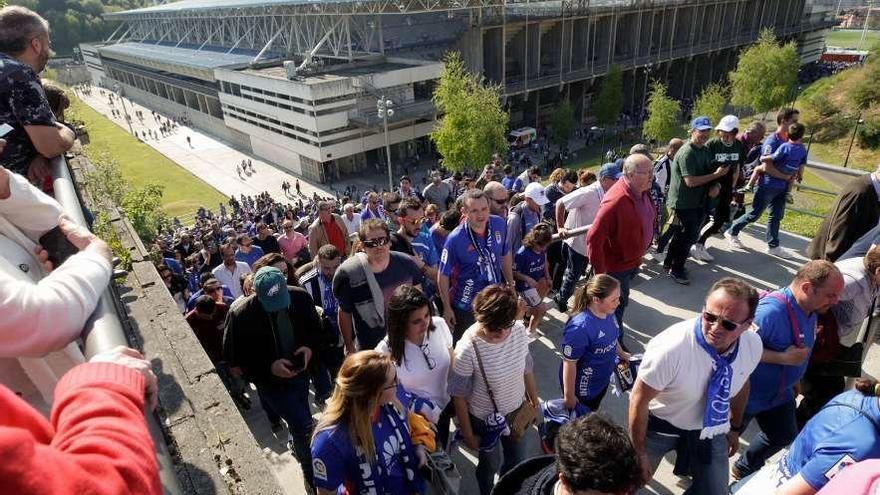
[854,378,880,397]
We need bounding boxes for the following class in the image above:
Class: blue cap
[691,116,713,131]
[598,162,623,180]
[254,266,290,312]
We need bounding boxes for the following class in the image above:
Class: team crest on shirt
[824,454,857,480]
[313,458,328,481]
[563,345,573,358]
[495,231,502,244]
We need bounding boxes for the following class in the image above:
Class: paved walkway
[76,87,814,494]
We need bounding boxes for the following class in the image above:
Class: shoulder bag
[472,339,538,442]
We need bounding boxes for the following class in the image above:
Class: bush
[857,116,880,150]
[850,65,880,110]
[806,92,838,119]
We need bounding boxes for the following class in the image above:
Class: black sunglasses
[362,236,389,248]
[492,197,508,205]
[702,310,746,332]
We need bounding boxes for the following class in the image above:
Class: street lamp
[377,96,395,192]
[640,63,654,140]
[112,83,135,136]
[844,113,864,168]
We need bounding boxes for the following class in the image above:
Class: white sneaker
[767,246,794,259]
[690,245,703,261]
[653,251,666,264]
[724,231,745,249]
[698,244,715,262]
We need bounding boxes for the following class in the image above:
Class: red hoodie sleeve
[0,362,161,495]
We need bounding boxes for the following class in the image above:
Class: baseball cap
[715,115,740,133]
[598,162,623,180]
[691,116,713,131]
[253,266,290,312]
[524,182,550,206]
[629,143,653,160]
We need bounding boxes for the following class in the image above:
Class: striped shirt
[449,322,533,418]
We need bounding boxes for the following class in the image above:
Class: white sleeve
[0,171,63,241]
[0,249,112,358]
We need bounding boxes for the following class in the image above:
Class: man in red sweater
[586,153,655,346]
[0,345,161,494]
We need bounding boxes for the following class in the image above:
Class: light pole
[844,113,864,168]
[113,83,135,136]
[640,63,653,140]
[377,96,395,192]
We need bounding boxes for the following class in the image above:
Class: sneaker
[698,244,715,262]
[736,185,754,194]
[786,192,795,204]
[767,246,794,259]
[669,270,690,285]
[689,245,703,261]
[553,295,567,313]
[653,251,666,264]
[724,231,745,249]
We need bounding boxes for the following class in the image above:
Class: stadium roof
[100,42,280,71]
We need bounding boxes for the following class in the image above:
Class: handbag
[421,450,461,495]
[472,340,538,442]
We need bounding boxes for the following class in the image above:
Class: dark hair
[523,223,553,250]
[0,6,48,55]
[560,169,578,185]
[462,188,488,208]
[358,218,390,241]
[571,274,620,314]
[473,284,519,332]
[439,209,460,231]
[42,81,69,118]
[236,233,250,244]
[399,175,411,184]
[252,252,299,286]
[794,260,841,289]
[865,245,880,277]
[854,378,880,397]
[579,169,597,186]
[383,192,402,209]
[788,122,806,141]
[385,285,433,367]
[555,414,642,494]
[317,244,341,261]
[199,271,216,287]
[707,277,759,319]
[396,197,423,217]
[503,164,513,174]
[195,295,216,314]
[777,107,800,125]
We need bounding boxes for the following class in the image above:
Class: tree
[693,82,728,125]
[729,29,799,115]
[642,82,682,145]
[550,99,575,148]
[431,51,509,172]
[595,65,624,127]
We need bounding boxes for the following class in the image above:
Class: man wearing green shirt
[663,117,730,285]
[692,115,746,262]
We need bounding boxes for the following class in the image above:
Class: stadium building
[82,0,837,183]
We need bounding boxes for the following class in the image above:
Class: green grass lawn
[825,29,880,49]
[68,95,226,219]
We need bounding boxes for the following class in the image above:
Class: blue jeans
[645,417,730,495]
[257,376,315,486]
[558,243,588,306]
[470,414,528,495]
[733,400,798,477]
[728,186,787,248]
[608,267,639,335]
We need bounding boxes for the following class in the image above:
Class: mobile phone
[0,123,13,138]
[288,352,306,373]
[38,225,79,267]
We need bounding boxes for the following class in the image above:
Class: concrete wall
[249,133,305,176]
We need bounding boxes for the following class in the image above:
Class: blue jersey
[559,310,620,402]
[514,246,546,292]
[412,229,440,300]
[747,287,817,414]
[762,141,807,189]
[234,245,264,268]
[782,390,880,490]
[761,131,787,157]
[439,215,508,310]
[502,176,517,191]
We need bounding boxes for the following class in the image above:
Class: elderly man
[308,200,349,259]
[422,170,452,211]
[340,203,361,239]
[483,181,510,219]
[211,243,251,299]
[507,182,548,255]
[278,219,308,264]
[629,277,762,494]
[664,117,730,285]
[0,6,75,179]
[554,162,621,311]
[808,164,880,262]
[586,154,655,335]
[733,260,844,480]
[360,192,385,222]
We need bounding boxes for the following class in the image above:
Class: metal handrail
[50,155,183,495]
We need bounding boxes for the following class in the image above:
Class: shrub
[857,116,880,150]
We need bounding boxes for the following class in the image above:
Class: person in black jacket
[222,266,320,491]
[807,166,880,262]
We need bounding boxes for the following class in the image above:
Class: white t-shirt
[375,317,453,414]
[559,182,605,256]
[211,261,251,299]
[638,318,763,431]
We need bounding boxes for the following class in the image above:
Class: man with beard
[0,6,75,179]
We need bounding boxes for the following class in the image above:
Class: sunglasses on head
[362,236,389,248]
[702,310,745,332]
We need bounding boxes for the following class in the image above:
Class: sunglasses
[384,375,399,391]
[492,197,508,205]
[362,236,389,248]
[702,310,746,332]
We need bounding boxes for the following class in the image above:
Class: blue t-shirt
[747,287,817,414]
[514,246,546,292]
[311,406,416,495]
[412,229,440,300]
[234,245,264,268]
[558,310,620,402]
[431,228,448,255]
[761,131,786,157]
[439,215,509,310]
[502,176,517,191]
[782,390,880,490]
[761,141,807,190]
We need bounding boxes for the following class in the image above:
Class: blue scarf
[358,402,425,495]
[693,318,739,439]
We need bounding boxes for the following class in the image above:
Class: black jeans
[697,192,732,245]
[546,240,566,292]
[453,306,477,344]
[665,208,706,273]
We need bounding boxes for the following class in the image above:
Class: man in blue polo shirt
[438,188,515,342]
[733,260,844,480]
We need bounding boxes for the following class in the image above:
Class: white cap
[716,115,740,133]
[524,182,549,206]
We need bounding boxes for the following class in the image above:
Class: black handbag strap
[472,339,500,414]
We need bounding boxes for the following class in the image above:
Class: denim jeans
[558,244,588,306]
[607,267,639,337]
[665,208,706,273]
[644,417,730,495]
[257,376,315,486]
[728,186,787,248]
[733,400,798,477]
[469,413,528,495]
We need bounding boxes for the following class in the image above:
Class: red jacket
[586,178,655,274]
[0,362,161,494]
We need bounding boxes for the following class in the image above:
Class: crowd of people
[2,4,880,495]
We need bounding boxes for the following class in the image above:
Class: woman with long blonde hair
[311,351,425,495]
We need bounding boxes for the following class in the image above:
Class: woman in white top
[449,284,538,495]
[375,285,453,443]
